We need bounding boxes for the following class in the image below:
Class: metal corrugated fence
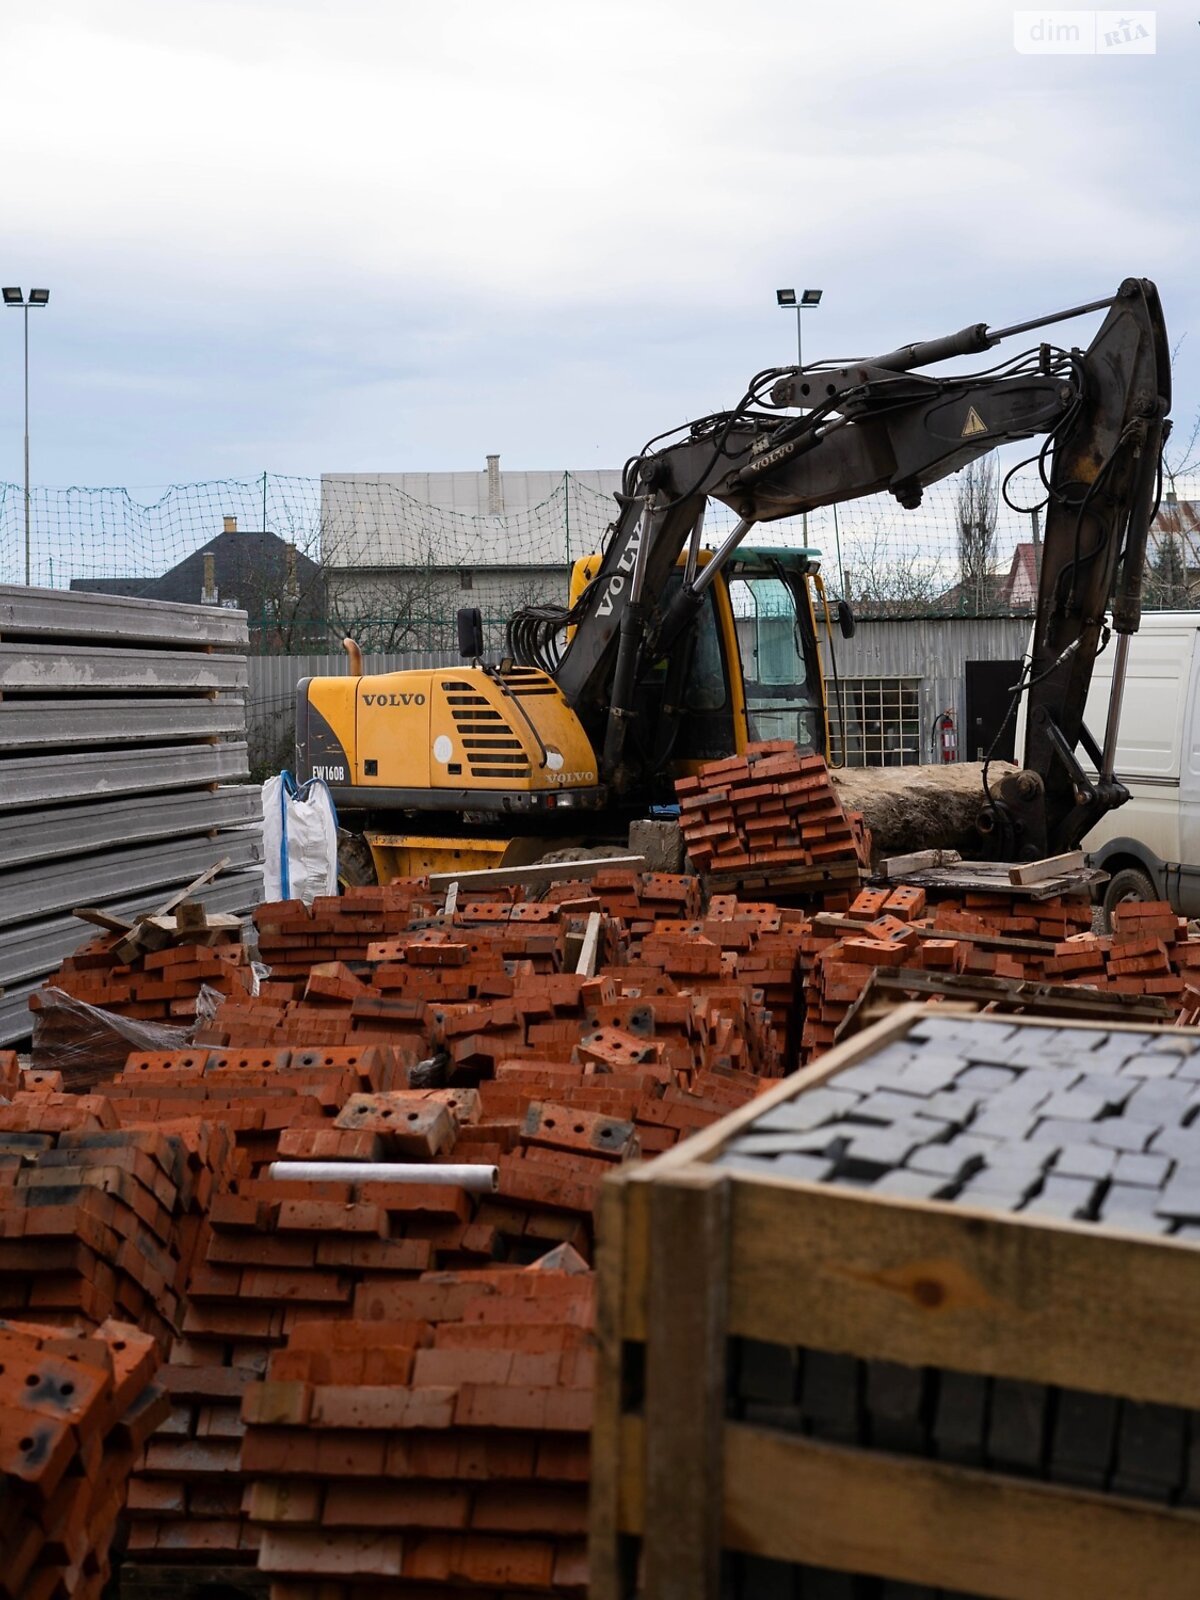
[246,620,1033,772]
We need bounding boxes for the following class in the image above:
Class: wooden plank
[588,1180,633,1600]
[813,911,1058,956]
[72,907,135,934]
[880,848,961,878]
[720,1425,1200,1600]
[724,1173,1200,1408]
[865,967,1170,1022]
[427,854,646,890]
[642,1169,729,1600]
[1009,850,1086,886]
[573,912,602,978]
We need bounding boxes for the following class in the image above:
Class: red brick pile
[30,926,259,1090]
[240,1252,592,1597]
[675,743,870,887]
[0,1315,165,1599]
[120,1081,603,1569]
[97,1045,407,1178]
[1046,901,1200,1012]
[0,1090,234,1353]
[796,888,1194,1059]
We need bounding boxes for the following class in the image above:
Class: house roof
[70,529,322,609]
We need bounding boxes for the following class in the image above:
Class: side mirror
[837,599,856,640]
[457,607,484,659]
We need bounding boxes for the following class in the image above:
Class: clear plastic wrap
[30,983,228,1089]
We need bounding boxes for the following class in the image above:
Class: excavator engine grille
[442,680,532,780]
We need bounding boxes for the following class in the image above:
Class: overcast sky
[0,0,1194,491]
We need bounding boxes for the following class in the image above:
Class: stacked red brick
[241,1254,592,1598]
[0,1075,235,1353]
[0,1316,165,1599]
[799,886,1158,1060]
[30,927,259,1089]
[675,743,870,885]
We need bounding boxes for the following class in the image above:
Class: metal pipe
[691,516,756,596]
[268,1161,499,1191]
[342,637,363,674]
[1099,630,1131,783]
[987,295,1114,343]
[682,502,706,589]
[629,499,655,604]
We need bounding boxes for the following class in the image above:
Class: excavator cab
[567,544,831,770]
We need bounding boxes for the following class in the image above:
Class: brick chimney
[485,455,503,517]
[201,551,218,605]
[223,515,237,534]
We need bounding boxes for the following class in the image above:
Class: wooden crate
[589,1004,1200,1600]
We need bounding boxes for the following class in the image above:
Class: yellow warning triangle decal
[961,406,987,438]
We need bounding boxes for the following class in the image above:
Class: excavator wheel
[337,831,378,890]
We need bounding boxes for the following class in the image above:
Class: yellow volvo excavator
[296,278,1169,883]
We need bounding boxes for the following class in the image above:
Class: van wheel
[1101,866,1156,932]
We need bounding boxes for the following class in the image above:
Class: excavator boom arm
[545,278,1169,853]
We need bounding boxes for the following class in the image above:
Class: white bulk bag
[261,772,339,905]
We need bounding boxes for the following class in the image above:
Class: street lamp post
[775,286,823,376]
[3,286,50,586]
[775,287,823,541]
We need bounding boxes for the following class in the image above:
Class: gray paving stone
[829,1060,905,1093]
[915,1089,984,1127]
[1148,1125,1200,1162]
[1119,1051,1187,1080]
[1154,1174,1200,1224]
[752,1088,863,1133]
[865,1359,928,1452]
[1053,1143,1116,1182]
[1100,1183,1175,1234]
[906,1139,989,1182]
[1038,1088,1110,1122]
[932,1370,989,1466]
[870,1169,955,1201]
[1111,1400,1188,1501]
[1111,1150,1173,1188]
[1065,1117,1154,1152]
[772,1154,836,1184]
[893,1056,969,1095]
[800,1350,860,1444]
[968,1106,1042,1142]
[957,1064,1019,1092]
[835,1126,925,1181]
[987,1378,1049,1475]
[1050,1388,1119,1490]
[853,1089,935,1125]
[1020,1176,1100,1220]
[1124,1079,1195,1123]
[726,1131,832,1157]
[734,1338,800,1405]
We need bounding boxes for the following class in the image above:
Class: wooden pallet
[590,1005,1200,1600]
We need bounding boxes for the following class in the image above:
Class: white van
[1072,611,1200,925]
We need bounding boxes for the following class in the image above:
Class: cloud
[0,0,1193,486]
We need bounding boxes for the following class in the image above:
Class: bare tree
[837,517,953,615]
[955,454,999,615]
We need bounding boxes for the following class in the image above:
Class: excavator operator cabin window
[728,573,821,751]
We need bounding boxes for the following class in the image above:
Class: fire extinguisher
[937,709,958,763]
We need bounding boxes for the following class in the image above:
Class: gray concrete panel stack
[0,585,264,1044]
